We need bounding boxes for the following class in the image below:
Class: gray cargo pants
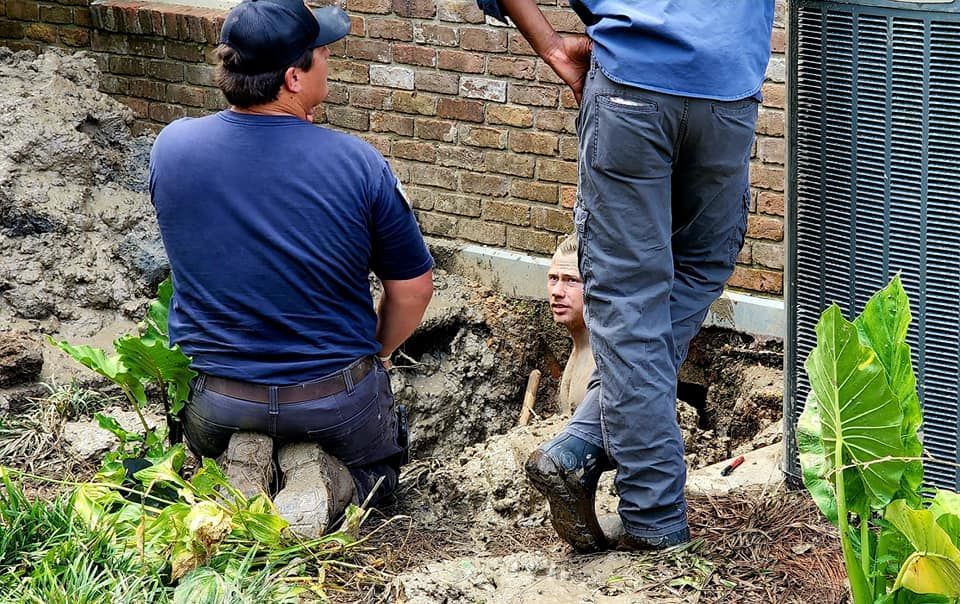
[564,60,757,538]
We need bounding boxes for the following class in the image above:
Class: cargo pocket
[727,189,751,267]
[591,95,671,179]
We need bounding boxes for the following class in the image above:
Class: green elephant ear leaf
[803,304,906,510]
[49,338,147,406]
[887,500,960,597]
[115,335,196,415]
[854,275,923,500]
[797,391,838,525]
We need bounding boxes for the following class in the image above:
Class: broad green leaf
[888,500,960,596]
[115,335,196,413]
[798,391,839,524]
[142,277,173,345]
[173,567,237,604]
[855,276,924,501]
[49,338,148,406]
[189,458,234,498]
[929,490,960,550]
[134,444,188,490]
[95,413,142,444]
[803,304,906,509]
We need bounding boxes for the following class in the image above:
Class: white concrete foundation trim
[434,240,785,339]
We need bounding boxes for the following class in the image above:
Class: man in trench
[149,0,433,537]
[477,0,774,552]
[548,234,594,416]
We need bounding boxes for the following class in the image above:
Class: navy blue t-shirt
[149,111,433,384]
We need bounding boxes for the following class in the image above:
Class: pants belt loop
[194,373,207,394]
[268,386,279,437]
[344,362,356,395]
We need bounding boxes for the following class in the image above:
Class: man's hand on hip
[544,35,593,105]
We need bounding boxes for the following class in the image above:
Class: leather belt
[202,357,375,404]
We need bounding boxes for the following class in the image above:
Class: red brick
[73,7,93,27]
[460,219,506,246]
[482,200,530,226]
[486,104,533,128]
[460,27,506,53]
[437,97,484,122]
[536,110,576,134]
[393,0,435,18]
[510,131,558,156]
[371,111,415,136]
[757,191,784,216]
[437,0,484,23]
[560,185,577,208]
[750,164,785,192]
[24,23,58,42]
[326,106,370,131]
[536,62,564,85]
[7,0,39,21]
[346,38,392,62]
[752,242,784,270]
[393,44,437,67]
[92,31,127,53]
[436,145,482,169]
[184,63,214,86]
[166,83,206,107]
[416,119,457,142]
[149,101,188,123]
[351,87,391,109]
[560,88,579,109]
[727,266,782,294]
[537,159,578,184]
[415,70,459,94]
[414,23,458,47]
[437,49,484,73]
[329,59,369,83]
[407,186,436,210]
[393,140,437,163]
[146,59,184,82]
[531,206,573,233]
[461,172,509,197]
[511,181,558,204]
[462,125,506,149]
[350,15,365,36]
[485,151,535,177]
[0,21,25,38]
[129,36,165,58]
[109,55,145,76]
[360,133,391,155]
[367,18,413,41]
[409,164,458,189]
[756,107,784,136]
[324,83,350,105]
[59,27,90,47]
[166,40,205,62]
[436,193,481,217]
[417,211,459,237]
[542,9,585,34]
[770,26,786,54]
[559,136,578,160]
[757,136,784,165]
[508,32,535,56]
[393,90,438,115]
[347,0,391,13]
[509,84,558,107]
[128,78,166,101]
[761,82,785,109]
[488,56,537,80]
[507,226,557,254]
[737,243,753,265]
[40,4,73,24]
[115,95,149,118]
[746,215,784,241]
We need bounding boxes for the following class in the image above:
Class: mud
[0,48,162,380]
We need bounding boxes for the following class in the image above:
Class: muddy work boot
[273,443,357,539]
[525,433,611,553]
[219,431,274,500]
[599,513,691,551]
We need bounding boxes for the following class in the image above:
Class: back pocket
[591,95,671,179]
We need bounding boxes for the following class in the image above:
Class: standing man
[548,234,594,415]
[150,0,433,537]
[477,0,774,552]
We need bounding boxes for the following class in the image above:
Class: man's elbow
[412,270,434,307]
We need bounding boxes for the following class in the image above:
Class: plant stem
[860,515,871,591]
[835,454,872,603]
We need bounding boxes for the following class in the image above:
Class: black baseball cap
[220,0,351,74]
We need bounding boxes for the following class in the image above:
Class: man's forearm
[375,283,432,357]
[497,0,561,60]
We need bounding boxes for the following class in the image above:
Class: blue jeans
[564,61,756,538]
[182,357,404,502]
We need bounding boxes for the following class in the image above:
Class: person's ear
[283,66,301,93]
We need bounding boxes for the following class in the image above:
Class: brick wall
[0,0,787,298]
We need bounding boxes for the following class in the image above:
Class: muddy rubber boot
[273,443,357,539]
[524,433,611,553]
[219,431,274,500]
[598,513,691,551]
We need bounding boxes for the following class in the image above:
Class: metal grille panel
[787,1,960,490]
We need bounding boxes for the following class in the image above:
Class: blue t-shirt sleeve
[476,0,508,24]
[369,162,433,281]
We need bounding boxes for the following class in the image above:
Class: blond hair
[553,233,578,261]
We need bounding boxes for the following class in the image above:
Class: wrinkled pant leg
[564,369,603,449]
[669,97,758,370]
[577,67,688,538]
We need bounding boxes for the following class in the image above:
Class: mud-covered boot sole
[525,449,608,553]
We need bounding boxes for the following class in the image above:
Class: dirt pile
[0,47,162,356]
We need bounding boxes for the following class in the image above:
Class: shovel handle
[518,369,542,426]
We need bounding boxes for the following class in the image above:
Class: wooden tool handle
[518,369,541,426]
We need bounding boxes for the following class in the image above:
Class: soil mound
[0,47,162,352]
